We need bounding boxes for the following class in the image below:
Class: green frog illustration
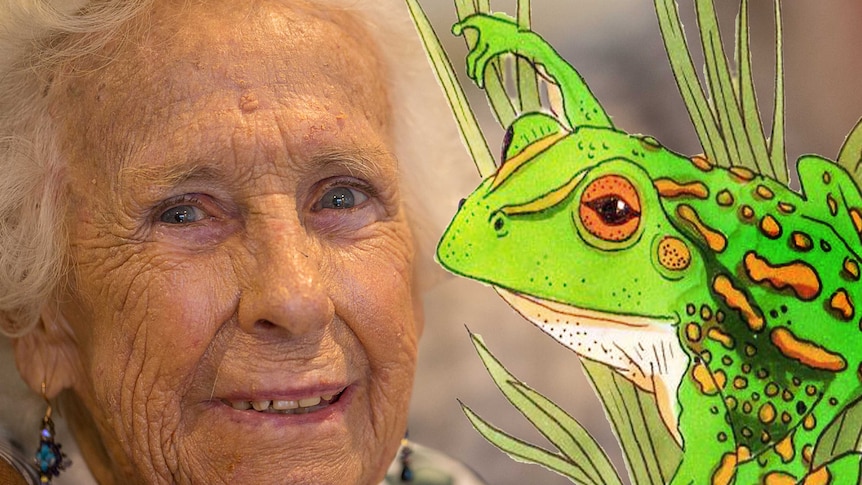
[437,12,862,485]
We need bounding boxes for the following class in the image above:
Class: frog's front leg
[453,13,613,130]
[668,369,739,485]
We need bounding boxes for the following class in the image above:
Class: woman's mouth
[221,389,344,415]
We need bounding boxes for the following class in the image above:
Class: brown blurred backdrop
[409,2,862,484]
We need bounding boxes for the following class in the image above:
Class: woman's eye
[159,205,208,224]
[317,186,369,210]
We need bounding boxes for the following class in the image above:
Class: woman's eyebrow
[307,147,389,180]
[117,163,227,194]
[115,146,391,194]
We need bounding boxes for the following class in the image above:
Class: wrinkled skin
[14,1,421,483]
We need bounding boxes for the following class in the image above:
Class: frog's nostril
[458,198,467,210]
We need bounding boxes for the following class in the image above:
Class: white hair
[0,0,470,336]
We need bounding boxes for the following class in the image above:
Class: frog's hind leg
[797,155,862,256]
[800,452,862,485]
[738,451,861,484]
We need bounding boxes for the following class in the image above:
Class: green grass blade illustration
[654,0,729,167]
[516,0,541,113]
[461,403,600,483]
[735,0,774,180]
[813,399,862,469]
[469,332,624,485]
[509,381,623,485]
[768,0,787,183]
[581,360,682,485]
[483,55,518,128]
[405,0,496,178]
[694,0,759,174]
[837,117,862,181]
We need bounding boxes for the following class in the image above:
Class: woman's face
[50,2,419,483]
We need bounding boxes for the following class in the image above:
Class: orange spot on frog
[770,327,847,372]
[743,252,821,301]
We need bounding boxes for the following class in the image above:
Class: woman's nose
[236,220,334,337]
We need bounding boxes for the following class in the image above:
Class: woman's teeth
[226,393,338,414]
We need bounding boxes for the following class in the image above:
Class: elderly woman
[0,0,477,483]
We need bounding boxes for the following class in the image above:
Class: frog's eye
[579,175,641,241]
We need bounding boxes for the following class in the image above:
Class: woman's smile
[222,390,342,413]
[214,385,353,422]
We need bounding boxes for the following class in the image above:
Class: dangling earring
[399,430,413,482]
[35,382,69,484]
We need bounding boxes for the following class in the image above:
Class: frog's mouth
[494,287,686,443]
[494,287,678,333]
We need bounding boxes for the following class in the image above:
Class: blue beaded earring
[35,383,69,484]
[399,431,413,482]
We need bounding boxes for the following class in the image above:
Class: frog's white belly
[495,287,688,443]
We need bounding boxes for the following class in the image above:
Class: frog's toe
[465,43,490,84]
[451,13,485,36]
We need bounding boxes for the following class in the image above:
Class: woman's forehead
[52,0,392,180]
[144,0,377,69]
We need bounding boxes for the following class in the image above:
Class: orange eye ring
[579,175,641,242]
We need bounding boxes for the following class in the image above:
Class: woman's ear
[11,305,79,399]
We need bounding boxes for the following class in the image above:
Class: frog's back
[642,147,862,477]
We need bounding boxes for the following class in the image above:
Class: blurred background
[409,1,862,484]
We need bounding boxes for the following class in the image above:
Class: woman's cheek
[121,251,235,381]
[73,243,237,466]
[331,228,418,354]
